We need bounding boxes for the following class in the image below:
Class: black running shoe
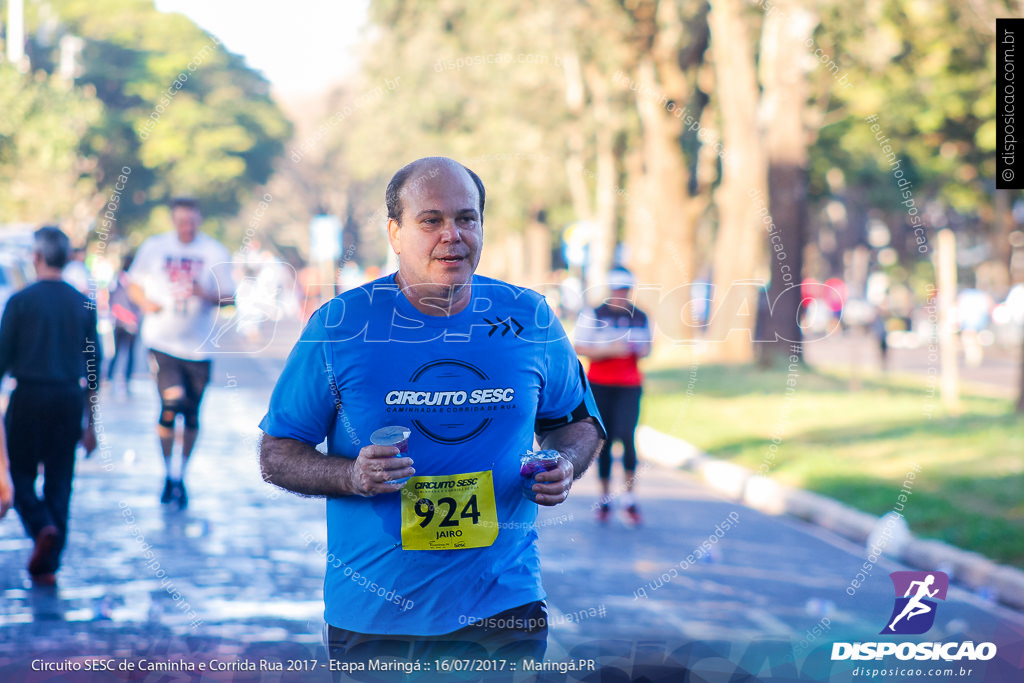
[160,477,174,504]
[175,481,188,510]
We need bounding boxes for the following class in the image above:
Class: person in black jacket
[0,226,100,585]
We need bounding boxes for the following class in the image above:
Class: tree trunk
[624,145,662,316]
[631,55,698,342]
[759,3,816,363]
[585,63,619,303]
[525,210,551,290]
[935,230,961,415]
[562,49,593,227]
[560,50,601,305]
[994,189,1015,289]
[707,0,767,362]
[1018,322,1024,413]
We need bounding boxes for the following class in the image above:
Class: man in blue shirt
[259,157,605,665]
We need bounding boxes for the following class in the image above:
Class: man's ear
[387,218,401,255]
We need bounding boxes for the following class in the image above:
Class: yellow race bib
[400,470,499,550]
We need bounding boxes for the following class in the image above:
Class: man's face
[172,206,200,244]
[387,164,482,294]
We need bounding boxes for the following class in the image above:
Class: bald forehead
[387,156,485,224]
[406,158,470,186]
[404,162,478,206]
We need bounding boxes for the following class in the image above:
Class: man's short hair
[33,226,71,269]
[170,197,200,212]
[386,157,485,225]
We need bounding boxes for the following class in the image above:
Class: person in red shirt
[107,252,143,387]
[574,268,652,525]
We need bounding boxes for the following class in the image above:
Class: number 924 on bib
[400,471,499,550]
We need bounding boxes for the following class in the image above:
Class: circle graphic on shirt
[383,359,516,445]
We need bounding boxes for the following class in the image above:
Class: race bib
[401,471,499,550]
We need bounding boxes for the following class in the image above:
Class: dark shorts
[326,600,547,679]
[149,349,211,428]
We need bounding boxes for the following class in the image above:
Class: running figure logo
[881,571,949,635]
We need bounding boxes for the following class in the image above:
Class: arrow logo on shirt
[483,316,523,338]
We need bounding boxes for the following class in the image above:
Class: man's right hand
[128,281,161,314]
[347,445,415,496]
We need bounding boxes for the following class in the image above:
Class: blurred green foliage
[808,0,1004,212]
[0,64,103,222]
[2,0,291,244]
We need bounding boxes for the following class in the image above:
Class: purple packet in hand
[520,450,561,502]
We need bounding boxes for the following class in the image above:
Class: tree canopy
[1,0,291,245]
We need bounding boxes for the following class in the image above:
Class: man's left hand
[81,424,96,457]
[530,455,575,506]
[0,468,12,519]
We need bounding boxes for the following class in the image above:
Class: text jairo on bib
[400,470,499,550]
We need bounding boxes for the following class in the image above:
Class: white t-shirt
[129,231,234,360]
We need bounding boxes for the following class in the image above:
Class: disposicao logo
[881,571,948,635]
[831,570,997,663]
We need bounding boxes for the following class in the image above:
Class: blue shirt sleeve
[535,302,606,437]
[259,309,338,445]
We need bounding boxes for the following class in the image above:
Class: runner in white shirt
[128,198,235,508]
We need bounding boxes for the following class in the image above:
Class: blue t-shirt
[259,274,603,635]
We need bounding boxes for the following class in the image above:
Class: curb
[636,425,1024,611]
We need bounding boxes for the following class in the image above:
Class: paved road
[1,320,1022,681]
